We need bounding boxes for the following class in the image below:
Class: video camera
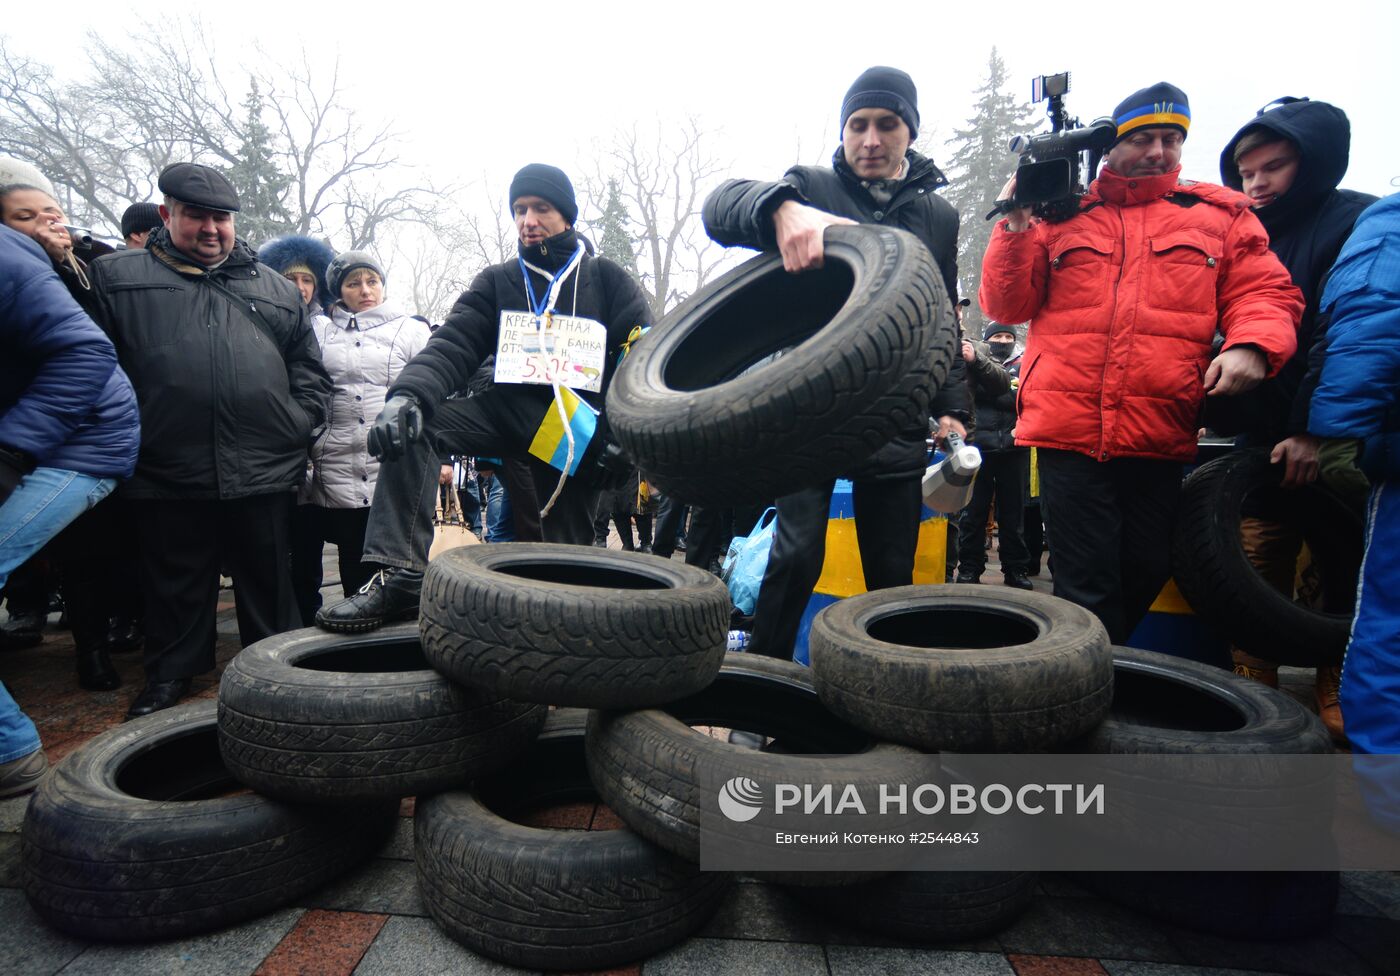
[990,73,1116,223]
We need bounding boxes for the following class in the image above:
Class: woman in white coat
[291,251,432,624]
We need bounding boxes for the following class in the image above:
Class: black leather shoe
[77,646,121,691]
[126,678,192,719]
[315,567,423,633]
[1003,572,1035,591]
[2,610,47,642]
[106,617,144,654]
[954,572,982,584]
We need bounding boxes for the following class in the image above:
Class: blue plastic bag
[721,508,777,615]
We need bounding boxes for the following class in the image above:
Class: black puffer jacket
[1219,99,1379,440]
[703,147,970,479]
[388,227,651,446]
[89,227,331,500]
[966,341,1017,452]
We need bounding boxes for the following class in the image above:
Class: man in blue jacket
[0,224,139,796]
[1309,192,1400,828]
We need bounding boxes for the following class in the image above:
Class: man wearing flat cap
[89,162,331,716]
[980,82,1304,643]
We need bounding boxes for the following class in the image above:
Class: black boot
[315,567,424,633]
[1003,571,1034,591]
[77,645,121,691]
[105,616,144,654]
[126,678,192,719]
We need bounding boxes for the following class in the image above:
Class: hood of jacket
[328,300,411,332]
[1219,99,1352,233]
[830,146,949,194]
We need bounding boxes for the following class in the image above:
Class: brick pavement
[1,540,1397,976]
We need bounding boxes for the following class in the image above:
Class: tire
[217,624,547,803]
[1171,448,1362,666]
[413,710,729,971]
[22,701,397,942]
[808,584,1113,751]
[585,652,924,884]
[606,224,956,508]
[1076,644,1332,755]
[787,870,1038,944]
[420,544,729,708]
[1072,646,1338,936]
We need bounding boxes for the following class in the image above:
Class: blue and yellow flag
[528,387,597,476]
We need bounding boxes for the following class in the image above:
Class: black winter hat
[509,163,578,226]
[841,66,920,140]
[1111,82,1191,145]
[983,324,1016,342]
[120,203,163,239]
[157,162,241,212]
[326,249,386,299]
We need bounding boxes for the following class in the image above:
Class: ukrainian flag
[528,387,597,476]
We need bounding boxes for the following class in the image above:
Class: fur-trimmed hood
[258,234,336,309]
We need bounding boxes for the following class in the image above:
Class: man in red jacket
[980,82,1302,642]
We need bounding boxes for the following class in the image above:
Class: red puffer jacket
[979,166,1302,462]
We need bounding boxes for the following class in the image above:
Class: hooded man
[1215,97,1378,736]
[982,82,1303,643]
[316,163,651,633]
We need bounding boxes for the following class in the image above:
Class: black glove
[367,393,424,462]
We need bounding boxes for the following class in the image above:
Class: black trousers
[362,395,599,571]
[651,495,687,558]
[1037,449,1182,644]
[131,494,300,683]
[290,504,373,626]
[750,477,921,659]
[957,448,1032,577]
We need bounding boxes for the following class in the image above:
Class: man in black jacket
[703,66,971,660]
[1215,98,1378,738]
[954,325,1031,588]
[317,164,652,632]
[89,163,332,717]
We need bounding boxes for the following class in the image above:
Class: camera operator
[980,82,1303,643]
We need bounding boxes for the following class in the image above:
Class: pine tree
[595,177,641,283]
[226,79,293,246]
[943,48,1038,335]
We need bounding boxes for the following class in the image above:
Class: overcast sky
[6,0,1396,228]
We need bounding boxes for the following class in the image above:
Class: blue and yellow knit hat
[1112,82,1190,145]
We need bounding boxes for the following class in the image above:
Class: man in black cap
[120,203,162,250]
[981,82,1302,643]
[702,66,971,662]
[316,162,652,633]
[88,162,331,716]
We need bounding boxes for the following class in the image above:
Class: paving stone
[1008,956,1107,975]
[1329,914,1400,976]
[0,888,88,976]
[1342,871,1400,920]
[377,817,414,861]
[255,909,388,976]
[641,937,827,975]
[0,832,21,887]
[56,906,302,976]
[828,944,1014,975]
[996,896,1183,963]
[352,915,530,975]
[1100,963,1293,976]
[1163,923,1377,976]
[302,857,425,916]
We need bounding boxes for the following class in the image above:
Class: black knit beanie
[509,163,578,226]
[1112,82,1191,145]
[841,66,920,140]
[983,324,1016,342]
[120,203,163,239]
[326,249,386,299]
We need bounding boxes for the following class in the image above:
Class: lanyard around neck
[518,243,585,321]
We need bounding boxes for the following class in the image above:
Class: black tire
[808,584,1113,751]
[217,624,547,803]
[1171,448,1362,666]
[413,710,730,971]
[1073,646,1338,937]
[22,701,397,942]
[419,544,729,708]
[605,224,956,508]
[787,870,1038,944]
[585,652,923,884]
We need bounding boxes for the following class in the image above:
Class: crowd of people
[1,65,1396,805]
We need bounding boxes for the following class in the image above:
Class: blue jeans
[0,467,116,590]
[485,474,516,543]
[0,680,40,763]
